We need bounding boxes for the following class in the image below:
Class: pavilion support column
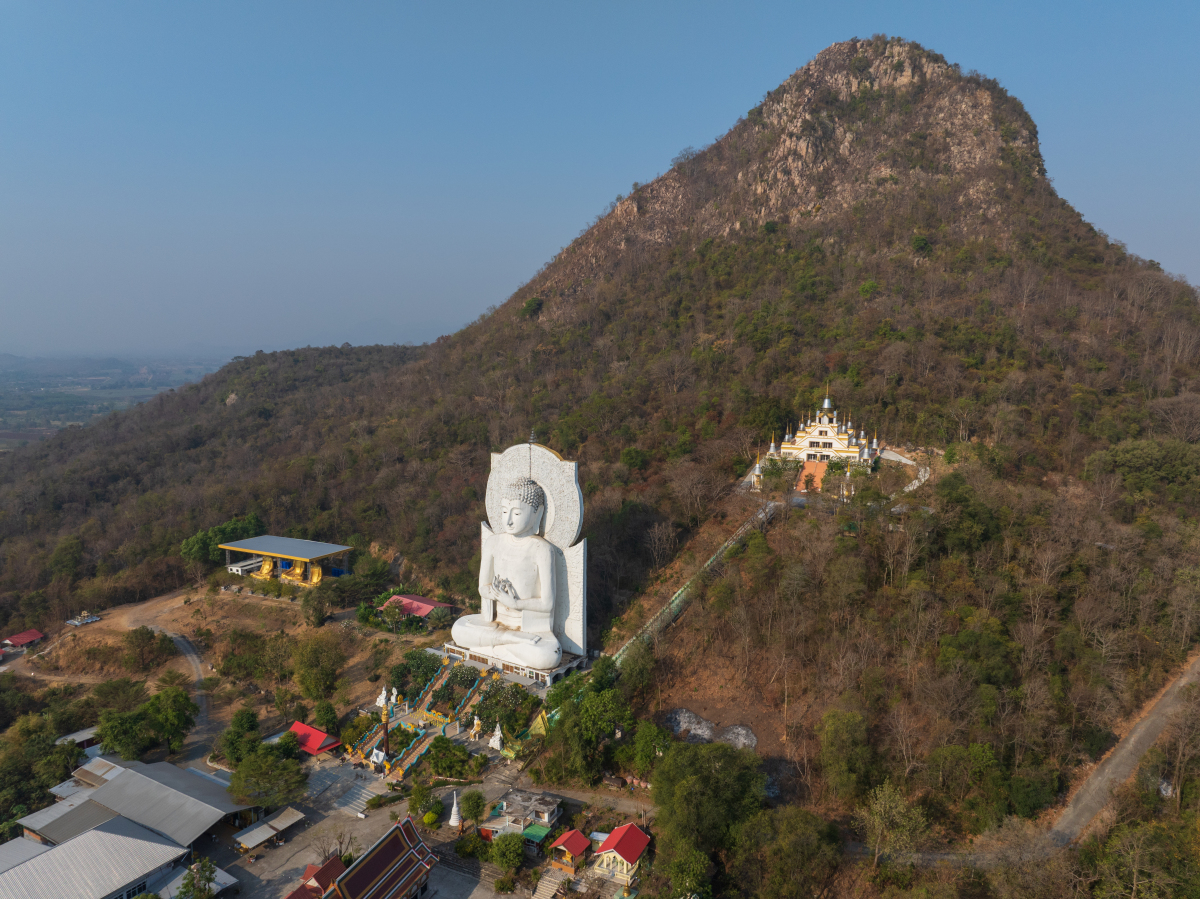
[226,549,231,566]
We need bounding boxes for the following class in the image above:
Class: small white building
[226,556,263,576]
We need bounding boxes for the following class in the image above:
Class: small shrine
[549,828,591,876]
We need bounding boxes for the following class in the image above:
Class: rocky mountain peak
[522,36,1046,306]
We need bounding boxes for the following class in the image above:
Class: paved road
[1046,649,1200,846]
[166,631,219,766]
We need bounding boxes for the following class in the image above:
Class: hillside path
[1046,646,1200,846]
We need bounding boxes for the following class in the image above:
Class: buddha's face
[501,496,543,537]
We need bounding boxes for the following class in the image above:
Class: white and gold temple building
[752,394,879,491]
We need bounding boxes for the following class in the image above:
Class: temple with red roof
[595,823,650,885]
[380,595,454,618]
[288,721,341,756]
[549,828,591,876]
[282,819,434,899]
[284,855,346,899]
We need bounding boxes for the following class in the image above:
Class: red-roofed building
[3,629,45,650]
[596,823,650,885]
[549,828,591,875]
[283,854,346,898]
[380,595,454,618]
[288,721,342,756]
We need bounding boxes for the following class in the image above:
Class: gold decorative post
[381,699,390,757]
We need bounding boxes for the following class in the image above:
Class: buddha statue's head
[500,477,546,537]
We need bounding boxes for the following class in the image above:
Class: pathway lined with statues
[385,664,496,781]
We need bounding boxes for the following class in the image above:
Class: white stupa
[448,791,461,828]
[489,722,504,751]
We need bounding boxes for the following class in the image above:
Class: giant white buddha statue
[450,476,562,670]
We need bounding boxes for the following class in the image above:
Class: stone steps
[533,869,568,899]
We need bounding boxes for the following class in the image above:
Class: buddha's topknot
[502,477,546,511]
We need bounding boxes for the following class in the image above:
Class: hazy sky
[2,2,1197,358]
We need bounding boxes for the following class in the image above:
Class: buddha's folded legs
[452,614,561,670]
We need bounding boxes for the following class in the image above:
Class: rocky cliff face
[524,36,1045,307]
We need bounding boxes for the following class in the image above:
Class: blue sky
[2,1,1196,358]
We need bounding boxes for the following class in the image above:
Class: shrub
[455,832,489,860]
[519,297,544,318]
[428,736,471,778]
[494,875,515,893]
[423,810,439,826]
[620,447,650,471]
[491,832,525,872]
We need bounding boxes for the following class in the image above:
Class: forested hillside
[1,33,1196,649]
[3,31,1200,897]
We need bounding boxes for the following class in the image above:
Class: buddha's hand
[490,576,519,605]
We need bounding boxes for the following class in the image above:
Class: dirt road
[1046,648,1200,846]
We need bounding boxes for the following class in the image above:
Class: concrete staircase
[533,869,568,899]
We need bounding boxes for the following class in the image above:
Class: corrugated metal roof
[217,535,351,561]
[37,799,118,845]
[132,762,246,814]
[0,816,186,899]
[73,756,126,787]
[49,779,89,800]
[0,838,50,874]
[55,725,100,746]
[187,766,232,787]
[15,789,96,831]
[90,769,244,847]
[232,806,305,849]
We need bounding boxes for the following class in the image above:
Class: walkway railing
[613,502,779,665]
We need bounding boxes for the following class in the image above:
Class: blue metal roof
[217,535,352,561]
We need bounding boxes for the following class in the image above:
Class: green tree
[817,709,871,799]
[92,678,150,713]
[123,627,159,671]
[491,832,525,872]
[293,634,346,700]
[98,708,152,760]
[730,806,841,897]
[633,720,673,777]
[410,780,434,814]
[461,790,486,829]
[340,713,376,749]
[579,688,632,744]
[228,750,308,807]
[302,591,330,628]
[380,604,404,634]
[427,607,453,629]
[617,638,654,700]
[143,686,199,754]
[269,730,302,762]
[49,536,83,582]
[314,700,339,734]
[217,708,261,765]
[176,856,217,899]
[652,741,766,860]
[427,736,471,778]
[180,514,265,565]
[853,780,927,868]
